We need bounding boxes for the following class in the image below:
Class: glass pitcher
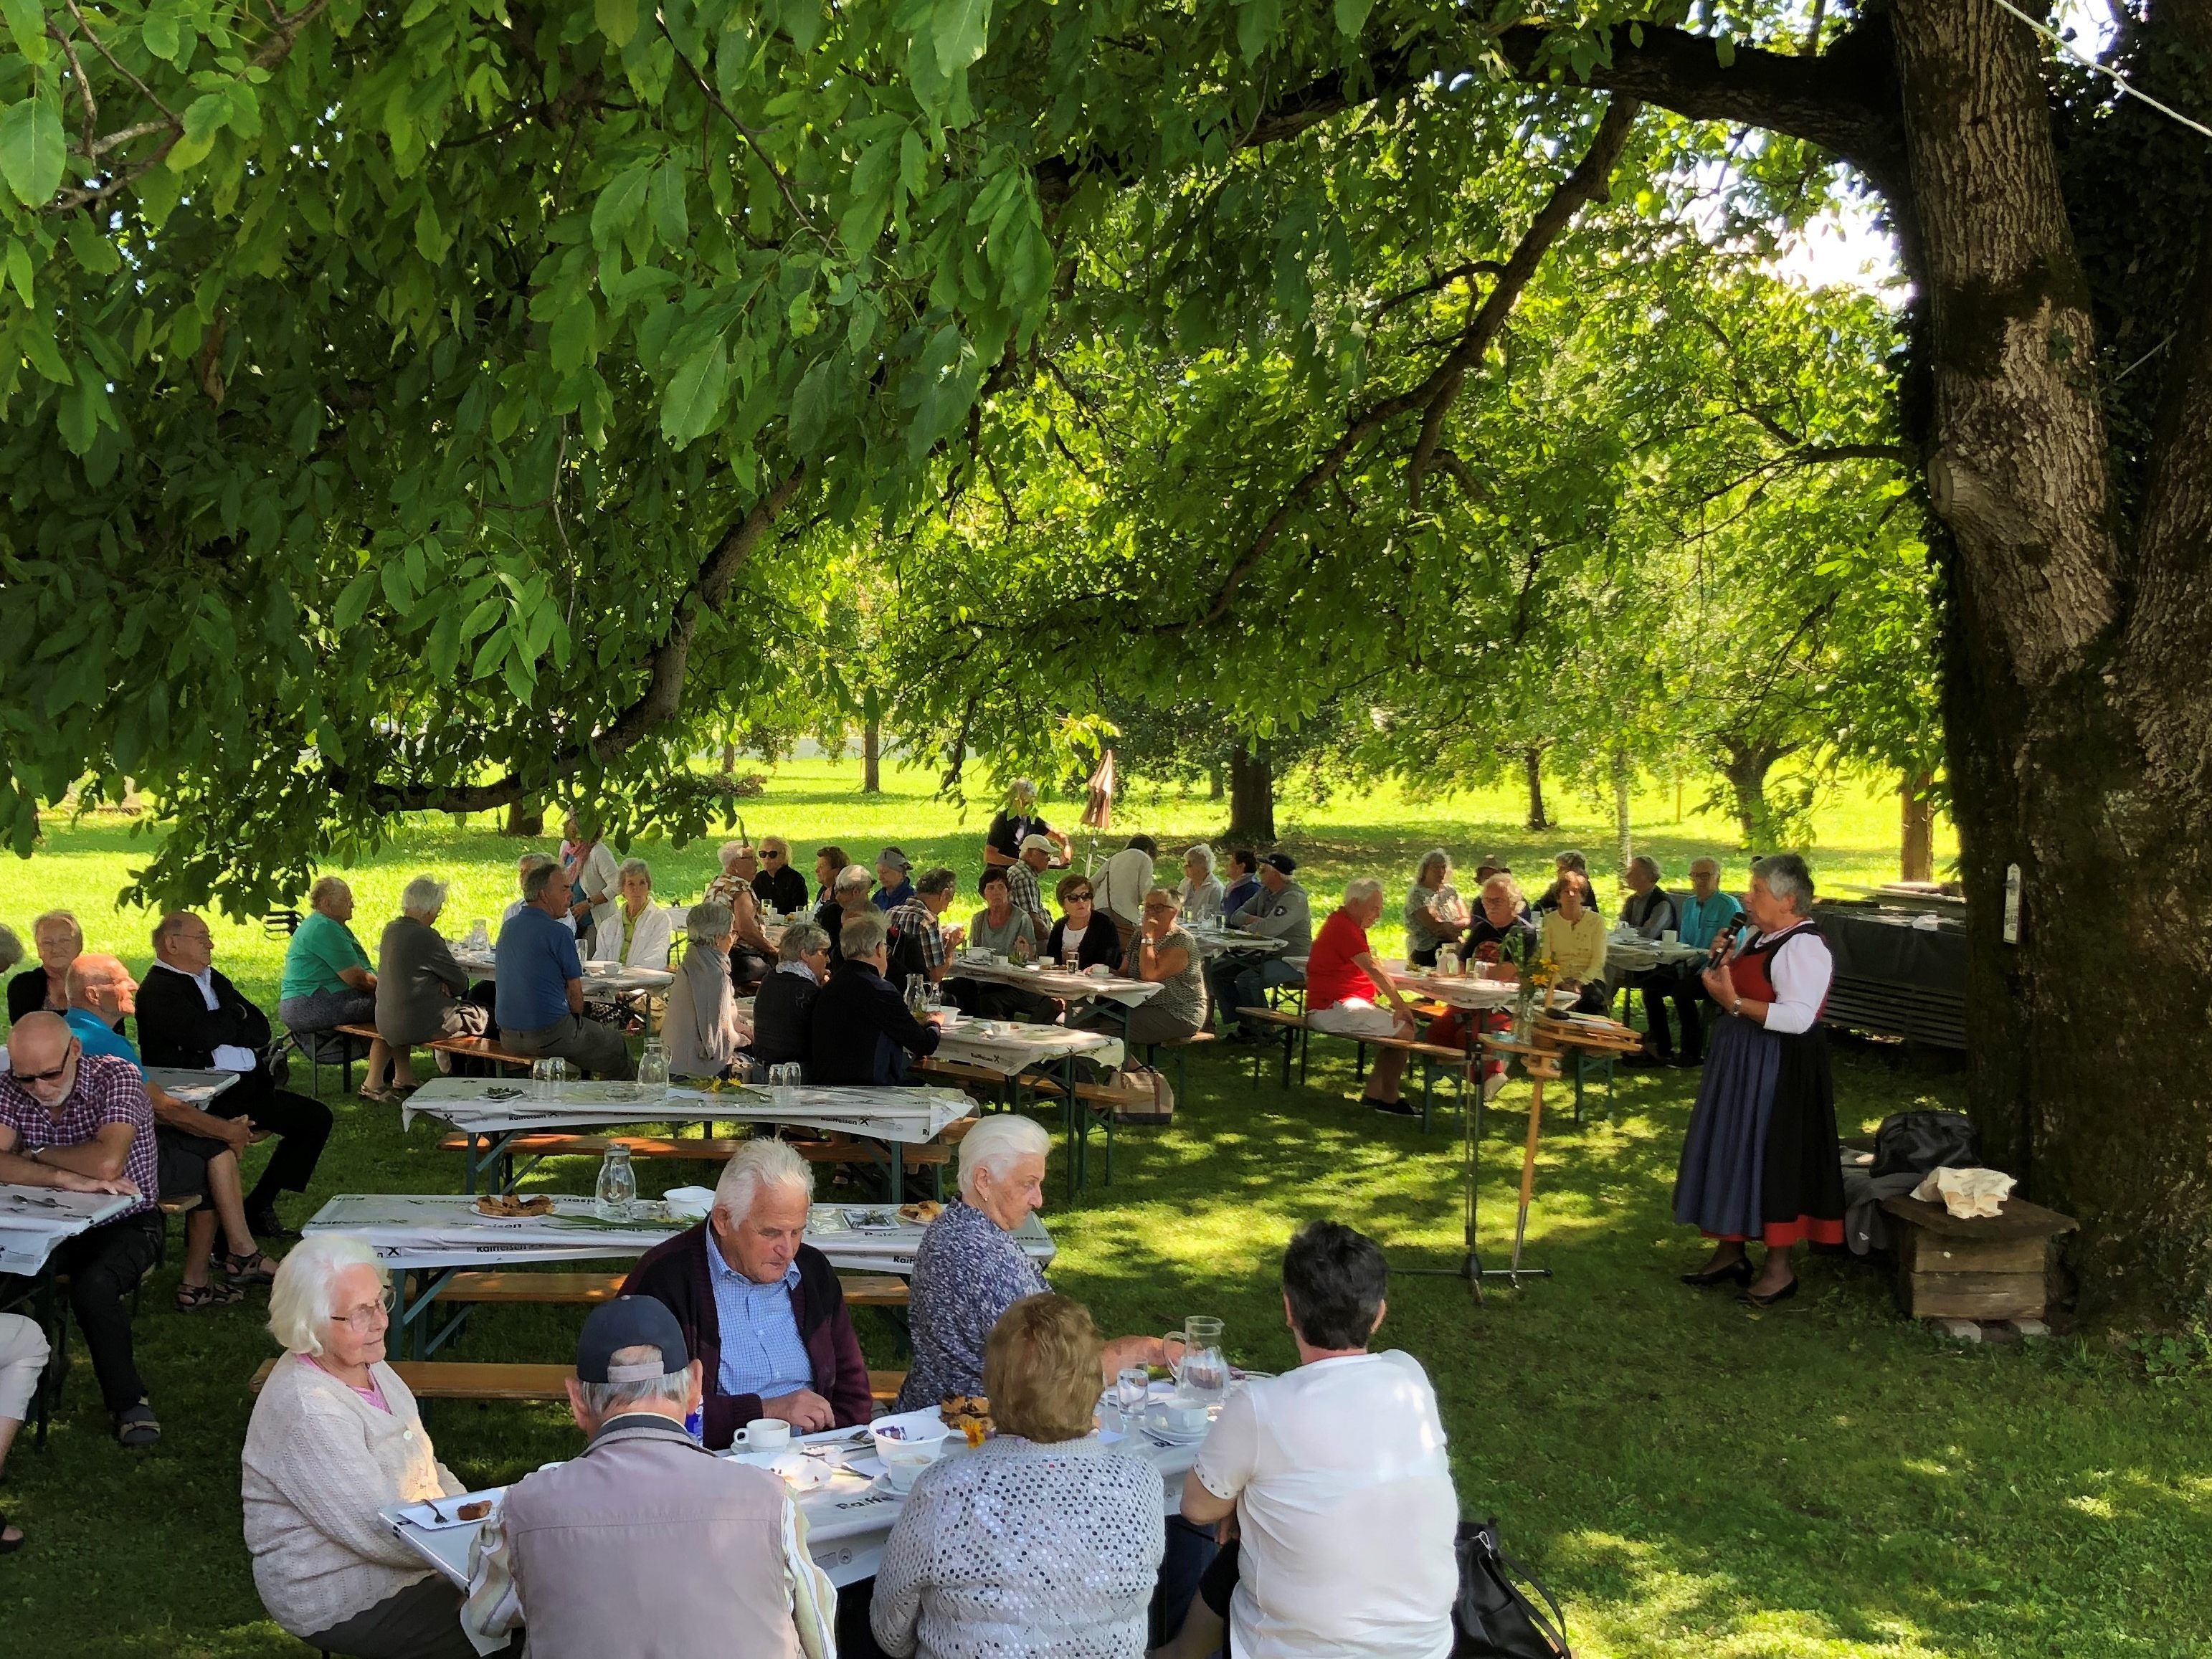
[594,1143,637,1222]
[637,1037,670,1096]
[1164,1315,1228,1405]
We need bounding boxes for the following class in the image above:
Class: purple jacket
[620,1225,873,1448]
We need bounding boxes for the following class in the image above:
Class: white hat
[1020,834,1055,856]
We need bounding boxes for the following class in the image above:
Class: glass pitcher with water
[1164,1315,1228,1406]
[636,1037,670,1097]
[594,1143,637,1222]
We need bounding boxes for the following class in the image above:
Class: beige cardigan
[241,1354,462,1638]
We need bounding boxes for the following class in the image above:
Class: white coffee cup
[1159,1401,1210,1435]
[1661,929,1679,944]
[731,1418,791,1455]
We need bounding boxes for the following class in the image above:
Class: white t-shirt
[1060,924,1088,956]
[1093,849,1154,925]
[1192,1350,1458,1659]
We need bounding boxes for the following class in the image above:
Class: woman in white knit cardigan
[242,1235,506,1658]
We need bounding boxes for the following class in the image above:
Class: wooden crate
[1880,1194,2076,1321]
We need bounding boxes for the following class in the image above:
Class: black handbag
[1453,1518,1571,1658]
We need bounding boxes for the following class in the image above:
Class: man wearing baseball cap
[464,1297,836,1658]
[1207,852,1314,1042]
[1005,835,1059,941]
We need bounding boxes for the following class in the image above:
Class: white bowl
[870,1410,952,1492]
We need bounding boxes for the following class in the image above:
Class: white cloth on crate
[0,1311,49,1420]
[870,1433,1164,1659]
[1306,999,1402,1038]
[1911,1165,2016,1220]
[1192,1350,1459,1659]
[240,1354,463,1640]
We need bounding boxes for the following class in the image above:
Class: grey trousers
[502,1012,636,1079]
[300,1574,511,1659]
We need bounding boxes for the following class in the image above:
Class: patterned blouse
[871,1435,1165,1659]
[897,1199,1047,1411]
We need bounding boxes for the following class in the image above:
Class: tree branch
[1167,95,1641,632]
[348,466,810,813]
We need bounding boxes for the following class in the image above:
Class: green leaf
[19,318,70,384]
[380,556,414,617]
[57,359,109,455]
[591,163,654,247]
[141,9,180,61]
[650,162,689,247]
[779,0,825,54]
[1714,34,1735,67]
[596,0,640,48]
[789,354,835,453]
[659,338,729,445]
[1332,0,1373,36]
[1235,0,1280,64]
[0,98,65,210]
[933,0,991,76]
[4,237,31,305]
[1,0,47,65]
[549,295,597,371]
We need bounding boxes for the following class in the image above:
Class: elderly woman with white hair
[592,856,673,970]
[1179,843,1226,923]
[280,875,398,1102]
[619,1138,873,1446]
[897,1116,1172,1410]
[661,902,750,1079]
[242,1235,499,1658]
[1673,852,1845,1308]
[1303,877,1425,1115]
[374,876,488,1095]
[1403,847,1468,969]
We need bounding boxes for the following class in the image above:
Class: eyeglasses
[14,1043,77,1085]
[1065,892,1093,903]
[333,1288,398,1331]
[761,850,784,860]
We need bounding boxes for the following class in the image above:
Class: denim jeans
[1207,955,1305,1035]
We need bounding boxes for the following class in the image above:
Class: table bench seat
[1235,1006,1466,1130]
[340,1023,541,1075]
[250,1356,908,1404]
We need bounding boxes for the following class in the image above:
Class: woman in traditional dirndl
[1672,852,1845,1308]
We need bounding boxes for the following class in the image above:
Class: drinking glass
[1114,1365,1150,1418]
[769,1062,802,1091]
[530,1057,557,1101]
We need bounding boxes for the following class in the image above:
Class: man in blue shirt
[495,862,635,1079]
[61,955,277,1306]
[1649,857,1746,1068]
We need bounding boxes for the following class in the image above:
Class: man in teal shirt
[1650,858,1745,1067]
[276,876,402,1100]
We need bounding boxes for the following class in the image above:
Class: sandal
[222,1248,281,1284]
[359,1085,396,1105]
[114,1402,161,1448]
[176,1278,245,1312]
[0,1511,22,1554]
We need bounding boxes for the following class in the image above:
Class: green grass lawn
[8,767,2208,1658]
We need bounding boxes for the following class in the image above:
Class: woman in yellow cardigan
[1539,873,1610,1014]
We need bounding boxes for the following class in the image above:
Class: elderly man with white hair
[619,1138,873,1447]
[242,1235,496,1658]
[371,878,489,1093]
[464,1296,836,1659]
[897,1115,1172,1411]
[1302,877,1424,1116]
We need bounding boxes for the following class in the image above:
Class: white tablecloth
[399,1078,974,1144]
[944,959,1162,1008]
[1604,933,1710,974]
[303,1193,1053,1275]
[143,1067,242,1106]
[1377,968,1580,1014]
[1182,928,1289,959]
[382,1384,1200,1593]
[0,1186,136,1275]
[931,1023,1123,1078]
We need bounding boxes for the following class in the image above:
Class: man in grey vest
[1207,853,1314,1042]
[464,1297,837,1658]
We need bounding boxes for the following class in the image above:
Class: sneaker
[1364,1096,1418,1117]
[1482,1072,1509,1103]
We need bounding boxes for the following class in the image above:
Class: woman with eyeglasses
[750,837,812,916]
[1075,888,1209,1044]
[1043,876,1122,973]
[243,1236,507,1658]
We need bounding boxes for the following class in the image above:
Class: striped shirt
[1003,861,1050,938]
[0,1052,158,1216]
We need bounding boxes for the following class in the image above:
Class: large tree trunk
[1208,762,1225,802]
[505,797,544,838]
[1522,747,1549,832]
[1228,738,1276,842]
[862,718,882,794]
[1899,772,1936,883]
[1717,740,1781,849]
[1891,0,2212,1326]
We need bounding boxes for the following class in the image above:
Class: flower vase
[1512,985,1537,1045]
